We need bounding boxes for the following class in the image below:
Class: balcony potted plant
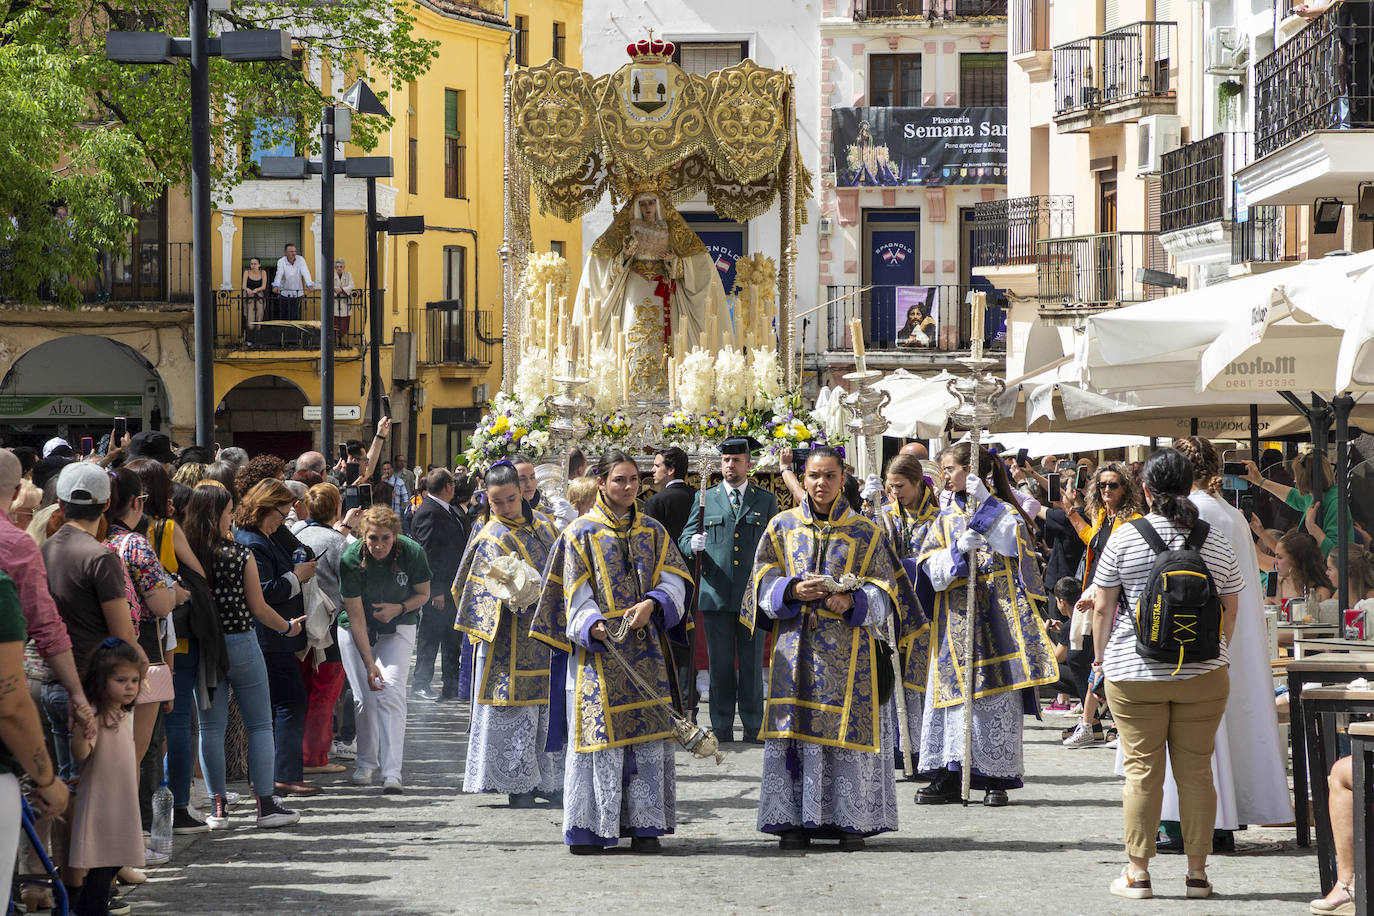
[1218,77,1244,123]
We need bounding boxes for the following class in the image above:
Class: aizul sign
[1216,355,1300,390]
[0,395,144,420]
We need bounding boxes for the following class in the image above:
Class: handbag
[140,662,175,704]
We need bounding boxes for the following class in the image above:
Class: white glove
[964,472,990,503]
[957,528,985,555]
[860,474,883,503]
[690,533,706,553]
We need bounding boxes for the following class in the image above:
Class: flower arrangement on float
[464,392,553,469]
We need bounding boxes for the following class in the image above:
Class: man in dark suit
[680,437,778,743]
[643,446,698,719]
[410,468,470,701]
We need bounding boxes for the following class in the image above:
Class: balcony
[971,194,1074,297]
[825,284,1006,354]
[214,291,368,354]
[1235,9,1374,205]
[1052,22,1177,132]
[1159,132,1305,276]
[1012,0,1051,76]
[411,303,495,369]
[853,0,1007,20]
[1037,231,1169,320]
[75,242,193,304]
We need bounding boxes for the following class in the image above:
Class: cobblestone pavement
[126,699,1317,915]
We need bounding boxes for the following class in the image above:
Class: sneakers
[173,805,209,834]
[205,794,230,830]
[1044,699,1073,713]
[382,776,404,795]
[1110,866,1153,899]
[1063,722,1103,748]
[1061,722,1104,741]
[351,767,375,786]
[1185,870,1213,899]
[143,848,171,866]
[255,795,301,829]
[331,740,357,760]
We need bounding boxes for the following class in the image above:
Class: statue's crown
[627,173,667,196]
[625,36,675,62]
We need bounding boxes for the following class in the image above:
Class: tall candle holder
[944,340,1005,806]
[542,359,594,500]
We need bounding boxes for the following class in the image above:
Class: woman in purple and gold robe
[744,447,926,851]
[529,450,692,855]
[454,461,563,807]
[916,442,1057,808]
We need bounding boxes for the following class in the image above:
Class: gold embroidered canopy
[508,38,811,224]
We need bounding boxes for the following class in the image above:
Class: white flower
[677,347,716,415]
[751,347,782,400]
[525,430,551,457]
[714,347,750,414]
[514,349,553,413]
[588,347,619,410]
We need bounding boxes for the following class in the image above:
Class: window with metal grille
[869,54,922,107]
[671,41,748,76]
[552,21,566,63]
[959,53,1007,105]
[514,15,529,67]
[444,89,466,199]
[241,217,304,278]
[407,81,418,195]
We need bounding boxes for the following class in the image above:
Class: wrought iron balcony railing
[1233,206,1304,266]
[854,0,1008,20]
[972,194,1074,268]
[411,304,495,367]
[1012,0,1050,55]
[1160,132,1250,234]
[75,241,193,304]
[1254,9,1374,159]
[215,290,369,352]
[1037,231,1168,307]
[825,283,1006,352]
[1053,21,1176,116]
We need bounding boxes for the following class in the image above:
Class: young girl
[68,638,146,916]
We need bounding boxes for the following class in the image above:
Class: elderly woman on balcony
[332,258,355,344]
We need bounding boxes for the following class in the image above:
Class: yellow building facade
[0,0,581,467]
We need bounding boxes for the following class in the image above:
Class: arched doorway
[0,336,171,450]
[217,375,312,460]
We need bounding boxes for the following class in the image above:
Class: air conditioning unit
[1205,27,1248,75]
[1137,114,1182,177]
[391,331,416,382]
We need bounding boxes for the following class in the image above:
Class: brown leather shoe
[302,763,347,774]
[274,781,321,797]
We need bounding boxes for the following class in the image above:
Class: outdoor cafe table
[1288,653,1374,848]
[1300,686,1374,894]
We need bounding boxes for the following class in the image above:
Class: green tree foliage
[0,0,439,304]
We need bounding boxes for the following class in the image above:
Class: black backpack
[1127,518,1223,673]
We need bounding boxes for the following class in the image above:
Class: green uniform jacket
[679,482,779,615]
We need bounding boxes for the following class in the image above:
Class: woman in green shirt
[1244,452,1349,556]
[337,507,431,795]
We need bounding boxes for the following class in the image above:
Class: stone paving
[125,699,1319,915]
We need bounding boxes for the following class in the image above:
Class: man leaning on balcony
[272,242,314,322]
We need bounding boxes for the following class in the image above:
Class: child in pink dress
[69,638,146,916]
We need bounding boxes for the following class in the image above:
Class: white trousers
[339,624,416,781]
[0,774,20,904]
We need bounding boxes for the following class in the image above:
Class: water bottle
[151,780,174,855]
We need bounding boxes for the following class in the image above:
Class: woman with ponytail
[1148,438,1292,855]
[1089,447,1244,900]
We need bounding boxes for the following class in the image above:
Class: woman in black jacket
[234,479,319,797]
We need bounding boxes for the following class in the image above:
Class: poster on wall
[894,287,938,348]
[831,107,1008,187]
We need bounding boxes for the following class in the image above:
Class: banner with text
[831,107,1008,187]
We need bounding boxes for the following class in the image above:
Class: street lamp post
[106,14,293,448]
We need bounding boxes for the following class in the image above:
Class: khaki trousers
[1104,665,1230,859]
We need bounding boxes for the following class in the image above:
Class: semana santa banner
[831,107,1008,187]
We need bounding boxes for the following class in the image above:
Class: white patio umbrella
[872,369,958,439]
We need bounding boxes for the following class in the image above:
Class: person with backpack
[1089,448,1243,901]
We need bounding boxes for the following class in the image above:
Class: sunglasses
[1098,481,1122,491]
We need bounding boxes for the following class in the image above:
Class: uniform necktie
[730,488,741,515]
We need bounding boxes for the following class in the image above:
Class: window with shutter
[444,89,466,199]
[960,53,1008,106]
[242,218,305,278]
[672,42,747,77]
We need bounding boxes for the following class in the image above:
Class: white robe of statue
[575,192,720,396]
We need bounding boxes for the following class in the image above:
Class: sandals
[1310,879,1356,915]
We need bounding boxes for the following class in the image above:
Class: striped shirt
[1092,513,1243,682]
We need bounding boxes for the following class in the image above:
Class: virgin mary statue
[576,187,722,396]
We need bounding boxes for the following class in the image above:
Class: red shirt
[0,512,73,658]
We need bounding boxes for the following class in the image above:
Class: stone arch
[216,374,313,459]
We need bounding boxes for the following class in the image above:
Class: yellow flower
[491,416,509,434]
[795,429,811,442]
[512,427,527,440]
[773,427,788,439]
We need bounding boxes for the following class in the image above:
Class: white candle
[971,291,985,354]
[668,355,677,403]
[749,286,761,351]
[591,298,602,352]
[544,283,554,358]
[850,316,866,374]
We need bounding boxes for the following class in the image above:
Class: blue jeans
[198,631,276,800]
[263,649,307,784]
[164,640,200,807]
[39,683,74,782]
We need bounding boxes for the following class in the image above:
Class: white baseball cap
[56,463,111,506]
[42,436,73,458]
